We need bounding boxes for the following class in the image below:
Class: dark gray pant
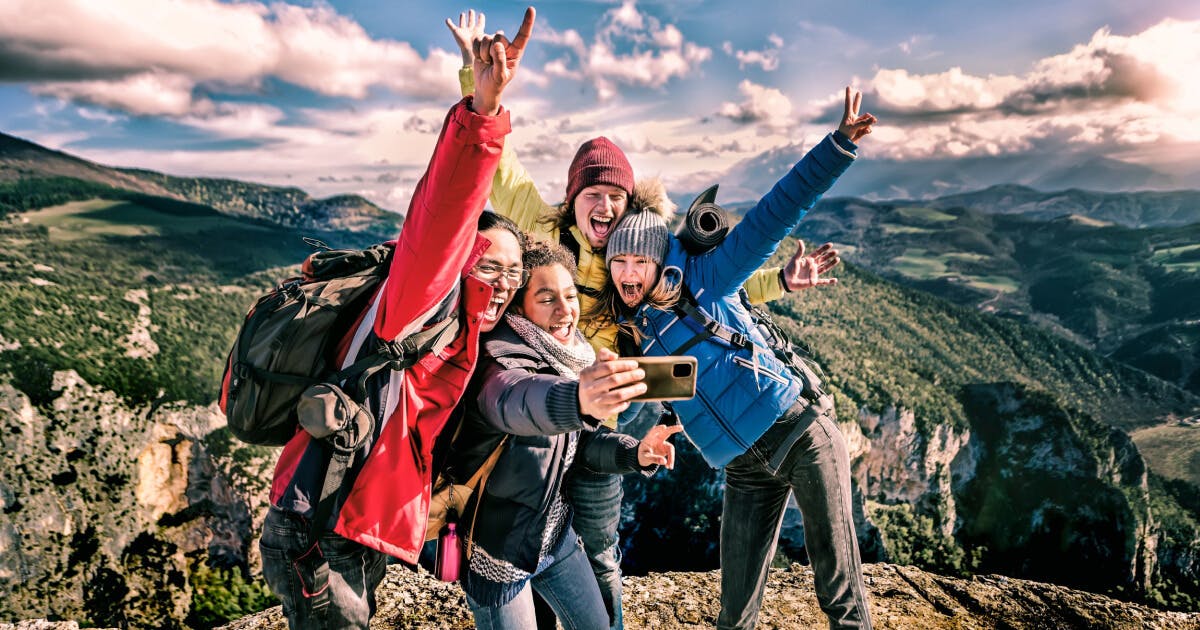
[717,402,871,630]
[259,506,388,630]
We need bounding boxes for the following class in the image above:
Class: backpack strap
[339,309,461,394]
[464,435,509,560]
[307,310,462,539]
[669,285,824,402]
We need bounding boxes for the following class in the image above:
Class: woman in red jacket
[259,10,537,629]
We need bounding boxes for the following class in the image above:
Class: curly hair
[512,240,578,306]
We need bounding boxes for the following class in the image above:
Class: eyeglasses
[471,262,529,288]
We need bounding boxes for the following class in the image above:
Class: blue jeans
[466,531,610,630]
[559,401,665,629]
[566,468,624,629]
[717,400,872,630]
[259,506,388,630]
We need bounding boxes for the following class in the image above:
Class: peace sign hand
[837,86,877,143]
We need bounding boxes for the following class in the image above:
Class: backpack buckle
[729,331,746,348]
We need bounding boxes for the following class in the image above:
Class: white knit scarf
[503,313,595,377]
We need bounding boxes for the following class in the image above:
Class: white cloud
[722,35,783,71]
[718,80,794,130]
[0,0,460,115]
[538,1,711,100]
[34,71,212,117]
[857,18,1200,161]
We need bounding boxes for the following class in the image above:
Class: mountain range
[2,129,1200,627]
[714,142,1198,202]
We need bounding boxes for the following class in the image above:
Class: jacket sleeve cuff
[614,436,660,476]
[458,66,474,98]
[830,130,858,158]
[546,380,585,431]
[453,96,512,145]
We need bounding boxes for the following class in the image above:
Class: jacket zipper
[732,356,789,386]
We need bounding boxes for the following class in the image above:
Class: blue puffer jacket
[621,132,856,468]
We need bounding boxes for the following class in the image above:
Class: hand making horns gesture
[472,7,535,117]
[837,87,877,143]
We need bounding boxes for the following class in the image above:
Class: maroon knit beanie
[564,137,635,209]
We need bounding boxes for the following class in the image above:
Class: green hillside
[0,191,386,407]
[793,197,1200,397]
[768,239,1197,434]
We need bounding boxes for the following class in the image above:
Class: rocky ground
[208,562,1200,630]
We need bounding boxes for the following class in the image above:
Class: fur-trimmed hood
[628,177,676,220]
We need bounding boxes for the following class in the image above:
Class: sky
[1,0,1199,211]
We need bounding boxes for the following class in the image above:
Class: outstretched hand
[782,241,840,291]
[446,9,486,66]
[578,348,646,420]
[638,423,684,469]
[472,6,535,117]
[837,87,877,143]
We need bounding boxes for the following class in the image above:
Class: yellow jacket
[459,68,785,357]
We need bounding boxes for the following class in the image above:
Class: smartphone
[632,356,698,402]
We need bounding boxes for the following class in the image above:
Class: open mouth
[548,322,574,343]
[482,296,506,321]
[620,282,642,303]
[590,215,613,241]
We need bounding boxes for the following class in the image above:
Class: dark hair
[512,240,577,307]
[478,211,528,253]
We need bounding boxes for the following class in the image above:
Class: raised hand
[472,6,535,117]
[578,348,646,420]
[638,423,684,469]
[837,87,877,143]
[782,241,840,291]
[445,9,486,66]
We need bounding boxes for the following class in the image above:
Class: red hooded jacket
[268,97,511,563]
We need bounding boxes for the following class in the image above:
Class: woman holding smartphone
[593,90,877,630]
[447,240,681,630]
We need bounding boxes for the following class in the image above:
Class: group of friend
[257,7,877,630]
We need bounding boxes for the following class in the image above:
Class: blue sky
[1,0,1198,209]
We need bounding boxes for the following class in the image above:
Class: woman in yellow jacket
[447,12,838,629]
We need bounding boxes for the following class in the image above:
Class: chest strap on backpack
[307,310,461,543]
[339,310,461,395]
[669,298,823,403]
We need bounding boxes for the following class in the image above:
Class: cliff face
[0,371,253,628]
[847,381,1199,602]
[208,562,1200,630]
[3,371,1198,628]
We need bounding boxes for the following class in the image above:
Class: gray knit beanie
[605,209,669,268]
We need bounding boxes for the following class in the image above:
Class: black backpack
[219,239,460,446]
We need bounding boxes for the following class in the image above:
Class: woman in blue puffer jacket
[592,88,877,630]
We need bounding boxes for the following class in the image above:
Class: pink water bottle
[435,522,461,582]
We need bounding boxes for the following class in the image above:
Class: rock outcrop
[0,371,257,628]
[213,562,1200,630]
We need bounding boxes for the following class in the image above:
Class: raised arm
[701,87,873,296]
[449,9,551,234]
[375,8,534,340]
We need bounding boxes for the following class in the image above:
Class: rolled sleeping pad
[676,184,729,255]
